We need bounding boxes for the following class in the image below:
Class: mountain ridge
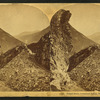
[88,32,100,44]
[0,28,22,53]
[15,26,50,44]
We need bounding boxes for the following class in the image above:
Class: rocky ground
[0,48,50,91]
[0,81,13,91]
[69,48,100,91]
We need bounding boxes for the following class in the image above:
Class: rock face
[28,31,50,70]
[28,10,73,71]
[28,10,74,90]
[49,10,74,90]
[28,9,96,70]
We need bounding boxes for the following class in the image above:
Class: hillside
[68,46,100,91]
[88,32,100,44]
[0,28,22,53]
[69,26,96,53]
[16,27,50,44]
[0,45,50,91]
[68,45,98,72]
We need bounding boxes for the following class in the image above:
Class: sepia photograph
[0,3,100,97]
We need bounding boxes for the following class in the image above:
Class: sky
[0,3,100,36]
[0,4,49,36]
[28,3,100,36]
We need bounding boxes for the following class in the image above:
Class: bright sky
[0,3,100,36]
[28,3,100,36]
[0,4,49,36]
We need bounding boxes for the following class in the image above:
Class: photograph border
[0,0,100,98]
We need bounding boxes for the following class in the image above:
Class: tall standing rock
[28,9,74,90]
[28,31,51,70]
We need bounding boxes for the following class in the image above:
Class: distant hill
[0,28,22,53]
[16,27,50,44]
[88,32,100,44]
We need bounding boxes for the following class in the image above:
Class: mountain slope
[69,25,96,53]
[68,45,98,72]
[0,28,22,53]
[16,27,50,44]
[69,46,100,91]
[0,45,50,91]
[88,32,100,44]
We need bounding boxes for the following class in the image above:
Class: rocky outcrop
[0,44,27,69]
[68,45,98,72]
[0,45,2,55]
[28,10,73,70]
[28,10,74,90]
[69,47,100,91]
[28,9,96,90]
[49,10,74,90]
[28,31,50,70]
